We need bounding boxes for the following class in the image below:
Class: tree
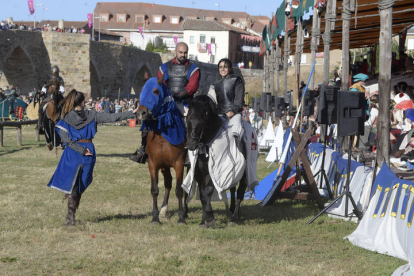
[145,40,155,52]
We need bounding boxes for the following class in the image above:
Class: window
[101,15,108,22]
[211,37,215,44]
[154,16,161,23]
[136,16,143,23]
[171,17,179,24]
[190,36,195,44]
[223,20,231,24]
[118,16,125,22]
[200,34,206,43]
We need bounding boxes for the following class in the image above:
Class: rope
[312,27,321,37]
[322,32,332,44]
[325,13,337,23]
[310,43,318,51]
[342,3,352,21]
[378,0,395,10]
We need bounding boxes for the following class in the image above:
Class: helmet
[51,66,60,78]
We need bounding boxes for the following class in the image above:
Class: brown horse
[136,76,187,224]
[43,78,64,155]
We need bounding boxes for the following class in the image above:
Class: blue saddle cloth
[139,78,185,146]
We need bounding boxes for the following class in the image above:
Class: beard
[177,57,187,64]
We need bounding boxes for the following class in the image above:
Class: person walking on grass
[47,89,139,226]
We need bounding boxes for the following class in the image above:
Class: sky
[1,0,284,23]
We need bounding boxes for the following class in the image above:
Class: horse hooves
[206,219,215,228]
[159,206,168,218]
[47,144,53,151]
[151,219,160,225]
[177,218,186,225]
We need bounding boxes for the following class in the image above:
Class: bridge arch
[89,58,102,99]
[131,63,152,96]
[0,45,37,95]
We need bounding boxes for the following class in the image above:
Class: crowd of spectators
[0,21,86,34]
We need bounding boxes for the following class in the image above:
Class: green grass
[0,125,406,275]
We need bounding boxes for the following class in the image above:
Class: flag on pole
[28,0,35,15]
[138,27,144,38]
[87,13,93,29]
[173,36,178,45]
[207,43,212,55]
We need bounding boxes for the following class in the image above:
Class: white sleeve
[59,86,65,95]
[41,87,47,93]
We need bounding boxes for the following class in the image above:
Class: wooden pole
[294,20,302,113]
[310,0,320,89]
[322,0,336,86]
[283,14,290,100]
[270,46,275,95]
[35,127,40,142]
[17,126,22,146]
[376,0,393,167]
[341,0,351,90]
[262,51,267,92]
[0,125,3,147]
[275,40,280,97]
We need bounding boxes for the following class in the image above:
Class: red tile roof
[182,19,251,35]
[93,2,269,33]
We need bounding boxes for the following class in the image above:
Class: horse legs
[159,167,172,219]
[230,187,236,214]
[149,162,160,224]
[203,185,216,228]
[174,161,186,224]
[230,173,247,225]
[183,167,190,219]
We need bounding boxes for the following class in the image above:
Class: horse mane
[191,95,218,120]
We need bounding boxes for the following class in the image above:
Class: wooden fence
[0,120,39,147]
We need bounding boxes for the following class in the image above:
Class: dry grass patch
[0,125,405,275]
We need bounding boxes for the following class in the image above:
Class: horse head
[137,74,169,121]
[186,95,218,151]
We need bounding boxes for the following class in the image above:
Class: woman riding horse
[185,58,253,227]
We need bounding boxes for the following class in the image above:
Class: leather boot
[63,194,80,226]
[129,129,148,164]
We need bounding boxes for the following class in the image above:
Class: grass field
[0,125,405,275]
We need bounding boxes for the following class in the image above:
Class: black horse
[186,95,247,228]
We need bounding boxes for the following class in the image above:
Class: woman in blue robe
[47,89,138,225]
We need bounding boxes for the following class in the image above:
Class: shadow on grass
[184,199,323,225]
[0,146,32,156]
[91,212,150,223]
[97,153,132,158]
[238,200,322,224]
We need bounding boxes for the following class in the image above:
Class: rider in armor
[211,58,245,137]
[38,65,65,128]
[129,42,200,163]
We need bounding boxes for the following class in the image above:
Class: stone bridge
[0,30,246,99]
[0,30,162,99]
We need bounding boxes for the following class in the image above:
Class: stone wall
[0,30,50,94]
[42,32,91,95]
[90,42,162,99]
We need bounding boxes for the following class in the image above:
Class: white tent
[266,121,284,162]
[259,120,276,149]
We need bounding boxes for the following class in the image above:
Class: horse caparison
[186,95,247,228]
[137,75,188,224]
